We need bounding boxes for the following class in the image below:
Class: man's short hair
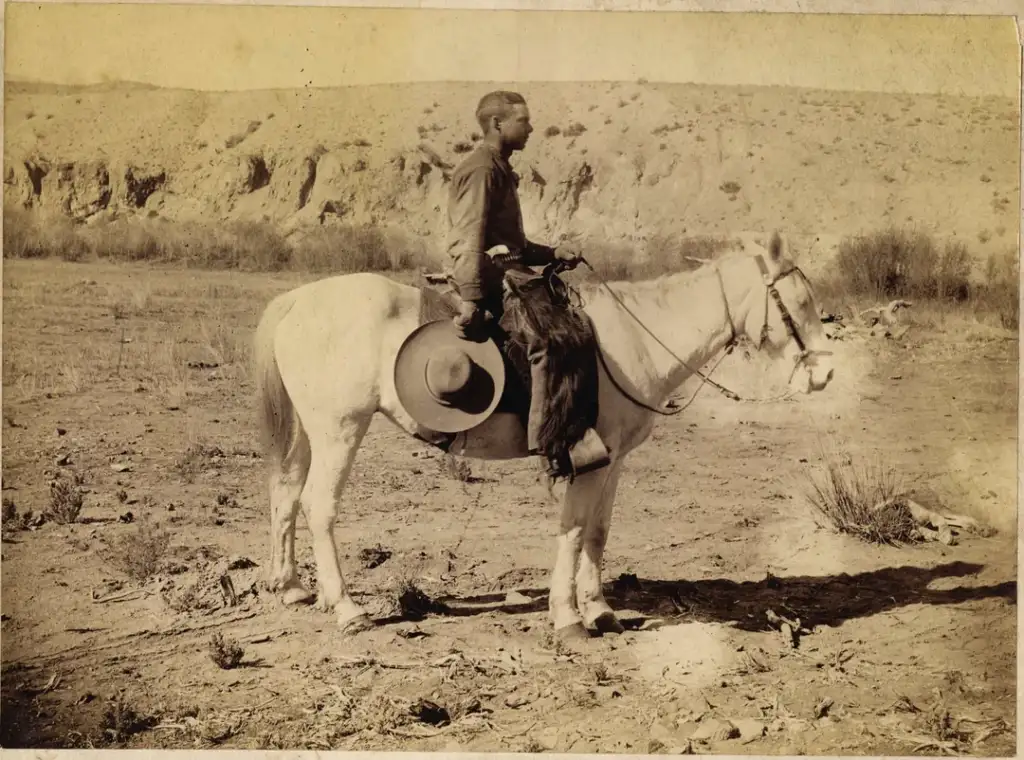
[475,90,526,132]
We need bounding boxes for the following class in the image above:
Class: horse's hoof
[555,622,592,643]
[282,586,315,606]
[592,611,626,635]
[338,614,376,635]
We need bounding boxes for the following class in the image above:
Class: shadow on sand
[405,561,1015,633]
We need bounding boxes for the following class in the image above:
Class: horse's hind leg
[267,429,313,605]
[303,414,375,634]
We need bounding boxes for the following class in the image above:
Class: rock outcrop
[3,81,1018,265]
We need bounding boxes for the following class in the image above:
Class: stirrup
[566,428,612,478]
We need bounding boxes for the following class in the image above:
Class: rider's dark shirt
[445,142,553,303]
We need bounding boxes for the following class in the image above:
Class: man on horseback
[445,90,611,480]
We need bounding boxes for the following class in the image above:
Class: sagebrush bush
[47,470,86,524]
[208,633,245,669]
[980,248,1020,329]
[107,514,171,582]
[835,227,973,301]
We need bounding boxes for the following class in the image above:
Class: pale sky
[4,4,1021,98]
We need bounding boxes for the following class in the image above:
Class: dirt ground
[0,257,1017,754]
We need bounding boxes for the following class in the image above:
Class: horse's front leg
[549,463,623,639]
[548,480,589,641]
[574,463,625,634]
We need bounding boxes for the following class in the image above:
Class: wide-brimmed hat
[394,320,506,433]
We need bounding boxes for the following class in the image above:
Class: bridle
[748,254,833,388]
[574,252,831,416]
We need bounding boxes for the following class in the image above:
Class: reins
[563,254,820,416]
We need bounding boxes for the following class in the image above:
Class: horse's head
[723,232,835,394]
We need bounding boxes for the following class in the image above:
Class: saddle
[417,270,600,454]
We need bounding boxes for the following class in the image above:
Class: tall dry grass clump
[802,451,918,546]
[3,208,90,261]
[287,224,436,273]
[2,210,435,274]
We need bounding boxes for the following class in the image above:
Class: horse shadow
[410,561,1015,633]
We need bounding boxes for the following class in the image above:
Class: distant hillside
[5,79,163,95]
[3,80,1019,271]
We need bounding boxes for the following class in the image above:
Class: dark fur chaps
[499,272,600,460]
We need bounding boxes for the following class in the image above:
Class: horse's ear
[769,230,784,262]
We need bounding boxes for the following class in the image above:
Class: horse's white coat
[252,234,836,636]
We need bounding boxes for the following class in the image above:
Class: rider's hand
[553,240,584,268]
[453,301,485,340]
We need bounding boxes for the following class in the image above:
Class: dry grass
[2,267,253,405]
[5,208,1015,339]
[287,224,436,273]
[802,451,919,546]
[440,453,473,482]
[174,442,226,483]
[2,209,436,274]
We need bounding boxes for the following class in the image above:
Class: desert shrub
[174,441,225,483]
[107,514,171,582]
[440,452,472,482]
[980,248,1020,329]
[47,470,86,524]
[102,694,156,744]
[834,227,972,302]
[4,211,294,271]
[79,217,166,262]
[1,498,17,524]
[178,221,292,271]
[2,211,448,274]
[802,452,918,545]
[3,208,90,261]
[564,122,587,137]
[934,239,973,300]
[208,633,245,669]
[289,224,436,273]
[544,125,561,137]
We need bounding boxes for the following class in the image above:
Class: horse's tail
[253,289,303,470]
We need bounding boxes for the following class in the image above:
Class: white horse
[252,232,836,641]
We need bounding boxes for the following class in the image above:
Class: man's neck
[483,134,512,161]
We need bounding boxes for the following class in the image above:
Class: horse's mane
[574,239,786,312]
[576,256,725,311]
